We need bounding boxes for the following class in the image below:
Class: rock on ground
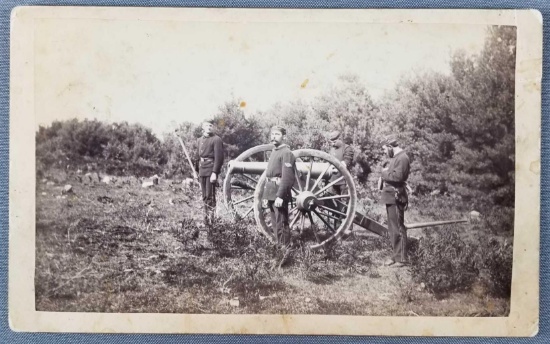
[469,210,481,222]
[182,178,194,188]
[84,172,100,184]
[142,181,155,188]
[62,185,73,194]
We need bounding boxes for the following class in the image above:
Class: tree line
[36,26,515,207]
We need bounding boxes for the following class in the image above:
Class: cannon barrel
[228,160,335,178]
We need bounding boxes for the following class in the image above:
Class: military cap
[328,130,341,141]
[382,134,399,147]
[271,125,287,135]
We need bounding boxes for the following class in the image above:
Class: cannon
[223,144,467,249]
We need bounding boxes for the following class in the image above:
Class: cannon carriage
[223,144,466,249]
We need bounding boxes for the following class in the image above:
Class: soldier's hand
[274,197,283,207]
[210,173,217,183]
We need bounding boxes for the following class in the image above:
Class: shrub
[409,229,479,296]
[476,237,513,298]
[482,206,514,235]
[409,227,513,299]
[206,217,256,258]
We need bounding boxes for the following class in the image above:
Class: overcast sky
[34,19,489,137]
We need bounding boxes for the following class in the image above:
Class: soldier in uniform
[263,125,296,246]
[196,120,224,226]
[380,135,410,267]
[327,130,354,227]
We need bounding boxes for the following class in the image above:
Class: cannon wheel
[223,144,274,220]
[253,149,357,249]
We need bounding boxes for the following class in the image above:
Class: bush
[482,206,514,235]
[476,237,513,298]
[409,228,513,299]
[206,217,257,258]
[36,120,166,177]
[409,230,479,296]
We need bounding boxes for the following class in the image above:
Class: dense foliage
[36,26,515,207]
[36,120,166,177]
[409,228,513,298]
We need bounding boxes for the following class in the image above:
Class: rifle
[174,130,199,180]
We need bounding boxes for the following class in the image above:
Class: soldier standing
[263,125,296,246]
[327,130,354,227]
[380,135,410,267]
[196,120,224,226]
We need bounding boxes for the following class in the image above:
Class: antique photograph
[9,7,541,335]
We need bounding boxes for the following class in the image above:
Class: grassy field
[35,174,511,316]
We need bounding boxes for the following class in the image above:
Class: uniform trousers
[200,176,216,225]
[330,184,349,229]
[267,200,290,245]
[386,203,407,263]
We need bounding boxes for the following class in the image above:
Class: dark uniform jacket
[264,144,296,201]
[196,134,224,177]
[329,141,354,185]
[380,150,410,204]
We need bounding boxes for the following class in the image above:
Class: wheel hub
[295,191,318,211]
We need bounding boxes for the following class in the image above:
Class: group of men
[191,120,410,267]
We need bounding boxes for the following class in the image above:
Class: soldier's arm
[277,152,296,199]
[213,137,224,174]
[381,157,407,183]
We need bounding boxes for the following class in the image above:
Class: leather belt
[200,157,213,162]
[267,177,281,183]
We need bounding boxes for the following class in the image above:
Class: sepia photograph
[9,7,541,335]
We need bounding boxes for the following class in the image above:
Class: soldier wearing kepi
[327,130,354,227]
[263,125,296,246]
[380,135,410,268]
[196,120,224,226]
[328,130,354,193]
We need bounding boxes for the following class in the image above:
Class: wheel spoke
[314,176,345,196]
[332,198,349,210]
[242,206,254,218]
[300,212,306,233]
[307,212,321,243]
[310,163,332,193]
[317,194,351,201]
[289,206,298,216]
[230,186,253,191]
[233,194,254,205]
[289,211,302,229]
[294,166,303,191]
[314,208,342,222]
[242,174,258,185]
[313,209,337,233]
[317,204,347,217]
